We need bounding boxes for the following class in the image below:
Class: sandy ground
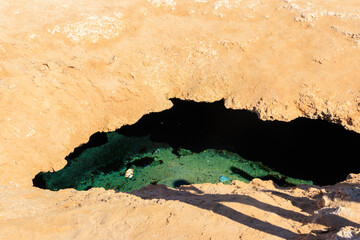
[1,176,360,239]
[1,0,360,239]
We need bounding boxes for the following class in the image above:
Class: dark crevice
[33,98,360,190]
[126,157,156,169]
[66,132,108,160]
[117,98,360,186]
[32,173,46,189]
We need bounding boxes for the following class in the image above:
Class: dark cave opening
[67,131,109,159]
[33,99,360,191]
[116,98,360,186]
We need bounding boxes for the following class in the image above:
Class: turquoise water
[37,132,313,192]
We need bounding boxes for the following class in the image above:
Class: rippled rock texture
[0,0,360,239]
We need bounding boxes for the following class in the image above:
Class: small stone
[332,226,360,240]
[317,195,331,209]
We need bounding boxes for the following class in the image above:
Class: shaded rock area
[118,99,360,186]
[34,132,312,192]
[1,0,360,239]
[34,99,360,193]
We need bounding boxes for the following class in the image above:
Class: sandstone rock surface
[0,0,360,239]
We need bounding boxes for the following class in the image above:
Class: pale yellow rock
[0,0,360,239]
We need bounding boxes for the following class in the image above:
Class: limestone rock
[1,0,360,239]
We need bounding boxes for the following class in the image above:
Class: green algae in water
[38,132,313,192]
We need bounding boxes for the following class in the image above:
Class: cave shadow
[66,132,109,160]
[132,183,308,239]
[173,179,192,188]
[118,98,360,186]
[230,167,253,182]
[230,166,300,187]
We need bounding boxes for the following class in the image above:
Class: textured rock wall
[1,1,360,239]
[1,0,360,187]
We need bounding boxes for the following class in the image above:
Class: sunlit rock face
[1,0,360,186]
[1,0,360,239]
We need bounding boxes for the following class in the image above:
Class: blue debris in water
[219,175,231,182]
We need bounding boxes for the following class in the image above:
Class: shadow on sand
[131,182,360,239]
